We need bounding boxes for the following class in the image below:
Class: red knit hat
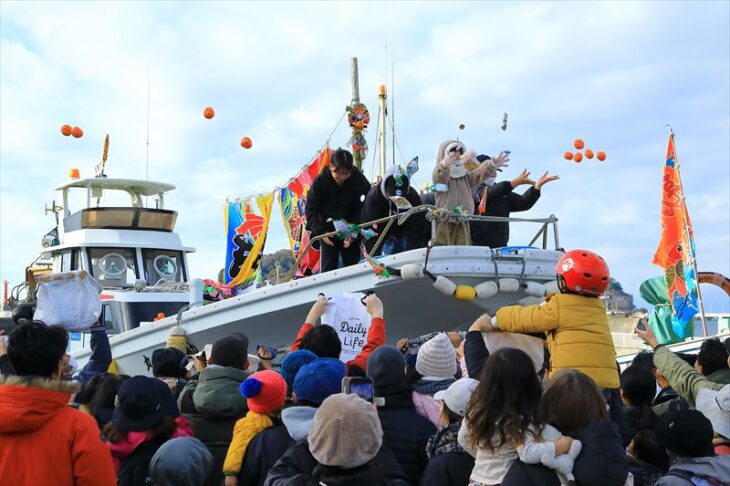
[240,370,287,414]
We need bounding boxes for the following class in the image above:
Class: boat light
[68,168,80,179]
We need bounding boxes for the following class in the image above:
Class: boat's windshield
[142,249,186,285]
[87,248,138,287]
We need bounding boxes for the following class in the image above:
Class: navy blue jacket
[377,407,436,485]
[463,331,489,378]
[240,425,295,486]
[419,451,474,486]
[572,421,628,486]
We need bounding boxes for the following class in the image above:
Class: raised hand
[306,294,329,325]
[492,151,510,169]
[534,171,560,190]
[364,293,384,319]
[511,169,535,188]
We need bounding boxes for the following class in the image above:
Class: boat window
[142,249,185,285]
[59,249,78,272]
[87,248,138,287]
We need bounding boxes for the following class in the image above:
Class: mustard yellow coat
[496,293,620,389]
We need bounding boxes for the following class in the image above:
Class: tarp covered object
[640,276,693,345]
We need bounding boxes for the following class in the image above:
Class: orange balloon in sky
[60,124,72,136]
[573,139,585,150]
[203,107,215,119]
[241,136,253,149]
[584,149,594,159]
[71,127,83,138]
[573,152,583,163]
[563,152,574,160]
[596,151,607,161]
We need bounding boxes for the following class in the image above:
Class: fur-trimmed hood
[0,375,80,433]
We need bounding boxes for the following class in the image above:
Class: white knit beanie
[416,333,457,379]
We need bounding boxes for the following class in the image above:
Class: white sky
[1,1,728,311]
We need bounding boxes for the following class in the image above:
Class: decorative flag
[278,147,331,277]
[652,135,699,338]
[225,193,274,287]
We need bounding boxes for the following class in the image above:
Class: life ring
[698,272,730,297]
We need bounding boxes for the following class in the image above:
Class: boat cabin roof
[55,178,175,196]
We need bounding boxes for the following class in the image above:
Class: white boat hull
[72,246,562,376]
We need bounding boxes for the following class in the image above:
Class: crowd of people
[1,248,728,486]
[305,145,557,272]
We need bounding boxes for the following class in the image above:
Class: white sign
[321,293,371,363]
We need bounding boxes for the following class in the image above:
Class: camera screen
[349,381,373,402]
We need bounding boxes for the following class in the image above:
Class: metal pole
[350,58,360,103]
[377,85,387,180]
[668,127,709,337]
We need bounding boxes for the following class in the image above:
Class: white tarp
[321,292,371,363]
[34,271,102,331]
[484,332,546,373]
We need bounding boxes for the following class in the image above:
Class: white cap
[433,377,478,416]
[696,384,730,439]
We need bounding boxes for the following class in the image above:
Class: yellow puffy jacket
[496,293,620,389]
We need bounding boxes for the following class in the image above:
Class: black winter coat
[470,181,541,248]
[419,451,474,486]
[264,440,409,486]
[463,331,489,378]
[571,420,628,486]
[619,405,658,447]
[377,406,436,485]
[186,413,243,486]
[305,168,371,236]
[360,186,427,254]
[240,425,295,486]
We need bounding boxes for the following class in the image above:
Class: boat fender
[400,263,424,280]
[475,281,499,299]
[544,280,560,296]
[498,278,520,293]
[523,281,546,298]
[454,285,477,301]
[433,276,457,296]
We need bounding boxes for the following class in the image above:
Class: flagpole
[668,126,709,337]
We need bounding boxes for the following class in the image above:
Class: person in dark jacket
[152,347,188,399]
[627,430,669,486]
[238,358,346,486]
[631,349,692,416]
[149,437,214,486]
[305,148,372,272]
[366,346,436,484]
[540,369,629,486]
[619,364,659,447]
[264,393,409,486]
[361,164,426,256]
[471,167,558,248]
[420,378,477,486]
[695,337,730,384]
[177,334,252,486]
[655,409,730,485]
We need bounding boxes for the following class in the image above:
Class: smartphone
[635,317,648,332]
[342,376,374,403]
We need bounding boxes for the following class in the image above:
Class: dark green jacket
[177,366,250,418]
[653,346,723,407]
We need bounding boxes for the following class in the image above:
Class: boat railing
[285,205,560,281]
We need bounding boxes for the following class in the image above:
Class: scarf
[426,423,465,459]
[412,378,455,396]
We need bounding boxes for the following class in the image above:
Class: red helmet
[555,249,610,296]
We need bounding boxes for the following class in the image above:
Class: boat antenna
[95,134,110,178]
[145,65,151,183]
[391,62,395,167]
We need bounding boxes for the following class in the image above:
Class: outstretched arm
[347,294,386,372]
[291,296,328,351]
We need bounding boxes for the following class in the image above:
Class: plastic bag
[34,270,102,331]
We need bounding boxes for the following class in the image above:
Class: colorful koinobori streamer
[278,147,332,276]
[652,134,699,338]
[224,193,274,287]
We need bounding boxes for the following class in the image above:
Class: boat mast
[377,84,387,181]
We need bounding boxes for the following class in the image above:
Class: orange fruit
[574,139,585,150]
[596,151,606,161]
[241,136,253,149]
[574,152,583,162]
[203,107,215,119]
[584,149,594,159]
[60,124,72,136]
[71,126,83,138]
[563,151,574,160]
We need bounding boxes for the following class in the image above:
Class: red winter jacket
[291,317,386,373]
[0,375,116,486]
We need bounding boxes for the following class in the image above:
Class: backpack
[664,469,724,486]
[117,440,165,486]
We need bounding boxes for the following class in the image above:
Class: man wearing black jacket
[471,168,558,249]
[305,148,372,272]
